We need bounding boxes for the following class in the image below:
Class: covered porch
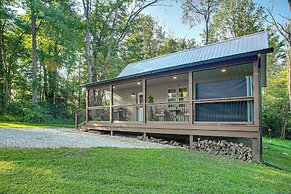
[85,62,257,125]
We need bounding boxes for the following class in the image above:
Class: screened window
[193,63,254,123]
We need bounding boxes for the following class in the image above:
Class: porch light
[173,76,177,80]
[131,93,135,98]
[113,86,115,89]
[137,82,141,85]
[221,69,226,72]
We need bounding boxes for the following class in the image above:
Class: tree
[212,0,266,39]
[267,9,291,111]
[30,0,38,105]
[267,9,291,139]
[181,0,219,45]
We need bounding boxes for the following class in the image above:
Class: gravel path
[0,128,169,148]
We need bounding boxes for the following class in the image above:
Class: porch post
[110,84,113,123]
[143,79,147,124]
[253,60,259,126]
[189,135,193,149]
[143,79,147,141]
[86,89,89,122]
[253,60,260,161]
[188,71,193,124]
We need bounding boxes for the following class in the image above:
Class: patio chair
[155,108,166,121]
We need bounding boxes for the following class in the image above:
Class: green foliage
[22,105,52,123]
[0,148,290,193]
[212,0,266,39]
[262,70,291,139]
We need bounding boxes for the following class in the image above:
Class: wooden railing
[147,101,189,122]
[82,97,254,125]
[75,109,86,129]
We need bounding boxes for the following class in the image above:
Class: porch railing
[194,96,254,124]
[88,106,110,121]
[75,109,86,129]
[113,104,143,122]
[147,101,189,122]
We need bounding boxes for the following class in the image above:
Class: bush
[23,106,53,123]
[0,114,19,122]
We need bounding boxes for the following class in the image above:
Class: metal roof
[118,31,269,78]
[83,31,273,88]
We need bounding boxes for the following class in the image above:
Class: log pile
[137,136,253,161]
[192,138,253,161]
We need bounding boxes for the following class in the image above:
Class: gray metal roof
[118,31,269,78]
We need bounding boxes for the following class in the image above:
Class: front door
[137,93,143,121]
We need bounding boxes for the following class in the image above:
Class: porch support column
[86,89,89,123]
[110,85,113,136]
[253,60,259,126]
[252,138,259,162]
[189,135,193,149]
[143,79,147,141]
[188,71,193,124]
[143,79,147,124]
[110,85,113,123]
[253,60,260,161]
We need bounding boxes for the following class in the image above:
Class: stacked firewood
[138,136,253,161]
[192,138,253,161]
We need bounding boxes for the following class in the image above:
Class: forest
[0,0,290,139]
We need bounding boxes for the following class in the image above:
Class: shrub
[23,106,53,123]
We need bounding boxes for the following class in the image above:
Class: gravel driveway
[0,128,168,148]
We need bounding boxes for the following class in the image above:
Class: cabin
[77,32,273,161]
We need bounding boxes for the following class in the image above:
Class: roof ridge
[124,31,267,68]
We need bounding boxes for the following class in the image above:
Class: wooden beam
[193,82,196,122]
[143,79,147,124]
[143,132,147,141]
[110,85,113,123]
[87,121,258,131]
[252,138,259,162]
[253,61,259,126]
[189,135,193,149]
[86,90,89,122]
[85,123,259,138]
[188,71,193,124]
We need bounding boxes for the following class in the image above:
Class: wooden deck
[85,121,259,138]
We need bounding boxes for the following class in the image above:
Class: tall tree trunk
[287,51,291,109]
[205,19,209,45]
[82,0,96,107]
[31,1,38,105]
[103,4,119,77]
[83,0,93,83]
[0,22,4,109]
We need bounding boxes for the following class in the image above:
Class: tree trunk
[205,20,209,45]
[0,26,4,109]
[287,51,291,110]
[82,0,95,107]
[31,1,38,105]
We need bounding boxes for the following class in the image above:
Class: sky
[142,0,290,42]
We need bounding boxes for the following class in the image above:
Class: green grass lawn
[263,137,291,172]
[0,121,74,128]
[0,148,290,193]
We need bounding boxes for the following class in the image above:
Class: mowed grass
[263,137,291,172]
[0,148,290,193]
[0,121,74,129]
